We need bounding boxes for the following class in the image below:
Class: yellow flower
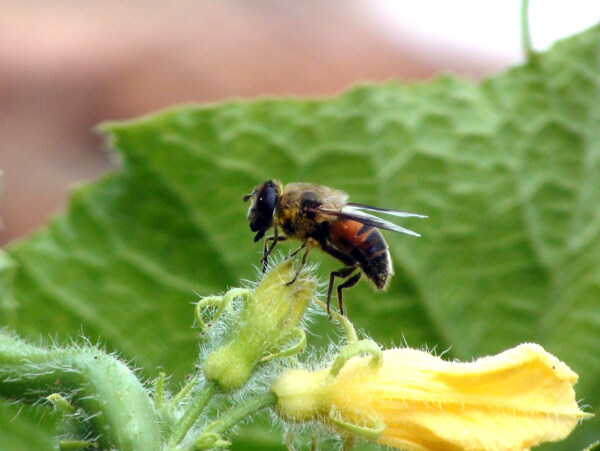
[271,343,591,451]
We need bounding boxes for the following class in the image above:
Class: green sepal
[328,406,385,441]
[195,289,252,334]
[261,327,306,362]
[47,394,76,415]
[325,340,383,384]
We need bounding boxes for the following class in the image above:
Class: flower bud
[203,259,316,391]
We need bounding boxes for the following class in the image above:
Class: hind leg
[336,271,362,316]
[326,264,359,318]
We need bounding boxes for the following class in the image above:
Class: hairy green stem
[206,391,277,437]
[0,331,160,450]
[168,379,219,447]
[520,0,534,59]
[153,372,166,411]
[166,375,197,415]
[191,391,278,450]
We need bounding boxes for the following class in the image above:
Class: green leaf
[2,24,600,450]
[0,402,58,451]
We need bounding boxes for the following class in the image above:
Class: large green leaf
[2,24,600,450]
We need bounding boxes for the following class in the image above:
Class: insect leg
[285,245,310,286]
[336,271,362,317]
[262,228,287,272]
[287,243,306,259]
[326,265,359,318]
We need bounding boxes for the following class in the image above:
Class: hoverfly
[243,180,426,317]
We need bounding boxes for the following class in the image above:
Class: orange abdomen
[328,219,392,289]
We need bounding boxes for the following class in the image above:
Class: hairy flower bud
[203,259,316,391]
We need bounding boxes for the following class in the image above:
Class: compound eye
[248,184,278,234]
[257,185,277,219]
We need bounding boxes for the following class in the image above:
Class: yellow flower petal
[272,343,590,451]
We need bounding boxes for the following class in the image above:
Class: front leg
[285,244,310,286]
[262,228,287,272]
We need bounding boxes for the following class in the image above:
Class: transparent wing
[345,203,427,218]
[307,205,424,237]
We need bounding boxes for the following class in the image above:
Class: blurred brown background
[0,0,519,244]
